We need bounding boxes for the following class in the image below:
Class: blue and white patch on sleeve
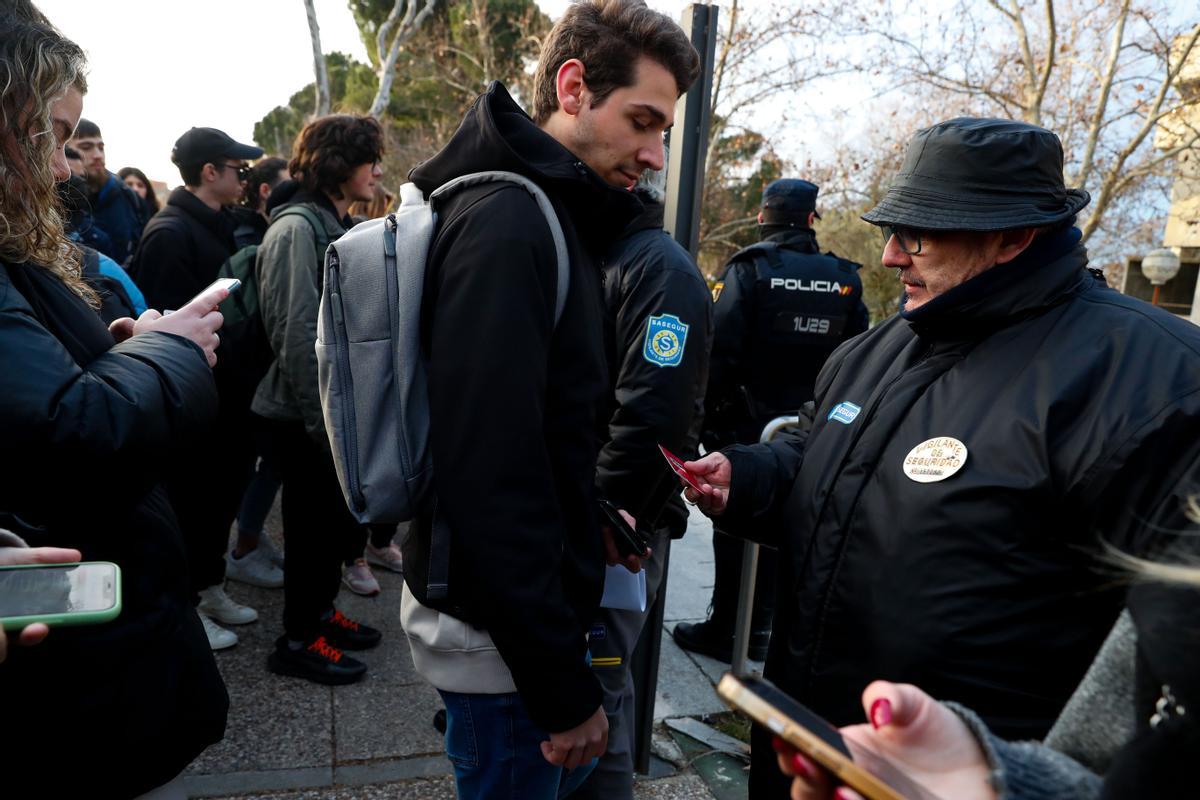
[828,401,862,425]
[643,313,688,368]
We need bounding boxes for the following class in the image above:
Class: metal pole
[664,4,719,257]
[630,540,670,774]
[730,415,800,675]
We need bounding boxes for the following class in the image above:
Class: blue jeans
[438,690,596,799]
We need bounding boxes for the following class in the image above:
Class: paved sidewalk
[185,506,753,798]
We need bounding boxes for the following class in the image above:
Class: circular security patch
[902,437,968,483]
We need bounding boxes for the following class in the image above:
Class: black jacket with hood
[400,82,642,733]
[597,196,713,537]
[128,186,237,311]
[713,229,1200,796]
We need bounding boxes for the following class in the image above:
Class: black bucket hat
[861,117,1089,231]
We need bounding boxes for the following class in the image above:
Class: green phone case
[0,561,122,631]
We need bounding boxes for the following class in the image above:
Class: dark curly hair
[532,0,700,125]
[288,115,384,199]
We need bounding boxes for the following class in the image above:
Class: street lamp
[1141,248,1182,306]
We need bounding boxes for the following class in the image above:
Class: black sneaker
[267,635,367,685]
[320,609,382,651]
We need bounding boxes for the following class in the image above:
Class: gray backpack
[316,171,569,526]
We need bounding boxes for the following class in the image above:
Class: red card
[658,444,706,493]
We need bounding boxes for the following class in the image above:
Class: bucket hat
[861,117,1089,231]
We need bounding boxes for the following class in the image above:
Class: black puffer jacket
[0,262,228,796]
[717,230,1200,795]
[403,82,642,733]
[597,197,713,536]
[129,186,237,310]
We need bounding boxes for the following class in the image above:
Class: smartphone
[658,444,706,493]
[597,498,650,559]
[0,562,122,631]
[164,278,240,315]
[717,673,944,800]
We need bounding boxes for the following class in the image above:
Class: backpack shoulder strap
[430,171,570,326]
[274,204,331,252]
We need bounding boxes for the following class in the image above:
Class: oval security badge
[902,437,968,483]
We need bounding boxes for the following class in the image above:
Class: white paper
[600,563,647,612]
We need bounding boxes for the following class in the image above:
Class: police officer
[672,178,868,663]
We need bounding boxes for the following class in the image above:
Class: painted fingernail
[834,788,858,800]
[771,735,788,754]
[791,752,815,780]
[870,698,892,730]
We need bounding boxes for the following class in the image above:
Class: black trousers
[710,527,776,633]
[266,418,363,641]
[168,388,256,598]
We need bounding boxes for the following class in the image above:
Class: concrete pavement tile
[664,509,715,623]
[653,628,727,720]
[334,673,446,761]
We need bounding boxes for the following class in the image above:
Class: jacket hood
[265,179,301,215]
[409,82,642,245]
[621,190,666,237]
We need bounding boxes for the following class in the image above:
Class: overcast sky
[36,0,705,188]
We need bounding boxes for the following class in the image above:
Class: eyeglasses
[218,163,251,181]
[881,224,925,256]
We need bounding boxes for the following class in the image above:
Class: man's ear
[555,59,588,117]
[807,211,816,228]
[259,182,272,203]
[201,163,217,185]
[994,227,1039,265]
[757,211,764,225]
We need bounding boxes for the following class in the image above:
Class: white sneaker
[199,611,238,650]
[342,559,381,597]
[226,546,285,588]
[198,584,259,625]
[365,541,404,574]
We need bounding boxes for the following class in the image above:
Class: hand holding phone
[597,499,650,570]
[135,279,234,367]
[0,545,84,663]
[717,674,950,800]
[0,561,122,632]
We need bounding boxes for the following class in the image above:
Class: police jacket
[0,260,228,795]
[597,196,713,538]
[401,82,642,734]
[717,228,1200,758]
[706,228,867,448]
[129,186,237,311]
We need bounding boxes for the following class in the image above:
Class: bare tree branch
[302,0,330,116]
[370,0,440,118]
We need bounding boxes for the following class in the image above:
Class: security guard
[575,165,713,800]
[673,178,868,663]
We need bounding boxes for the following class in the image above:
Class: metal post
[730,415,800,675]
[664,3,719,257]
[629,540,670,774]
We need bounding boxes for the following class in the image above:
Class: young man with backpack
[254,114,386,685]
[128,125,266,650]
[397,1,699,795]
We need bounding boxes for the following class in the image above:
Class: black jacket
[717,230,1200,794]
[402,82,642,733]
[597,197,713,537]
[0,261,227,796]
[706,229,868,447]
[129,186,237,310]
[229,203,270,249]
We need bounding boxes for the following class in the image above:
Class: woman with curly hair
[0,8,229,797]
